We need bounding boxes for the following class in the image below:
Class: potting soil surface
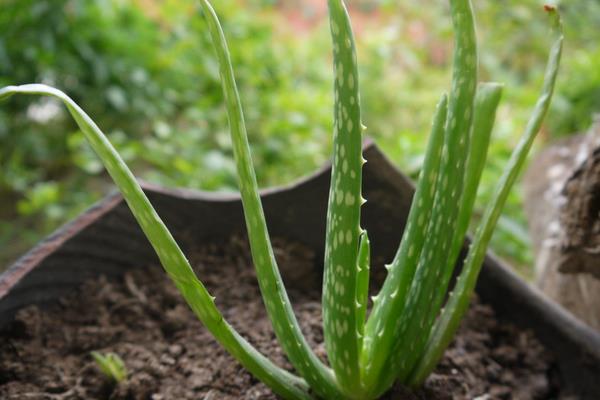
[0,236,562,399]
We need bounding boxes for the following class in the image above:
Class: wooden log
[523,117,600,330]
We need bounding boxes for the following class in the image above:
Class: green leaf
[360,93,447,395]
[408,9,563,387]
[355,230,370,352]
[363,0,478,394]
[91,351,127,383]
[198,1,342,398]
[380,82,503,391]
[448,82,504,270]
[323,0,365,394]
[0,84,312,400]
[423,81,503,343]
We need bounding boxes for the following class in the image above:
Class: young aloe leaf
[424,81,503,338]
[360,93,447,392]
[91,352,127,383]
[198,1,341,398]
[448,82,504,269]
[363,0,478,394]
[355,230,371,352]
[408,8,563,387]
[380,82,503,390]
[323,0,365,393]
[0,84,312,400]
[370,83,502,394]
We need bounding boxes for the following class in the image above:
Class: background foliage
[1,0,599,274]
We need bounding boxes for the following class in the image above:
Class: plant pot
[1,142,599,399]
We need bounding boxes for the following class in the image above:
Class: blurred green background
[1,0,599,276]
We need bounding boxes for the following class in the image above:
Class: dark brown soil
[0,236,561,399]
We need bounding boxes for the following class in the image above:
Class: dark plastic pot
[1,142,599,398]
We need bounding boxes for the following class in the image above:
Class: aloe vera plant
[0,1,563,399]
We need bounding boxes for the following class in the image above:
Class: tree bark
[523,117,600,331]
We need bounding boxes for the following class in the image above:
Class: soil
[0,235,562,399]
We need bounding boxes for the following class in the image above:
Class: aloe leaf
[360,93,447,391]
[370,83,502,396]
[91,352,127,383]
[198,1,349,397]
[0,84,312,400]
[197,1,342,398]
[355,230,370,352]
[362,0,478,393]
[322,0,366,393]
[448,82,504,270]
[408,8,563,387]
[423,81,503,338]
[380,82,503,390]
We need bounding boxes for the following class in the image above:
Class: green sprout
[91,351,128,383]
[0,1,562,399]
